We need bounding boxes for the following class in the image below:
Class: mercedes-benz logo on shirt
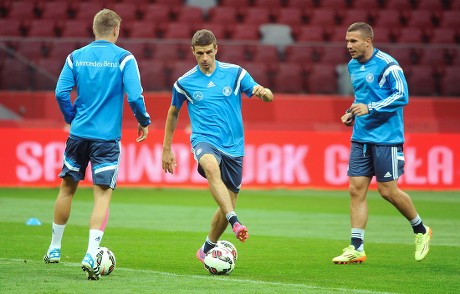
[193,91,203,101]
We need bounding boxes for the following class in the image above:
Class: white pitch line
[1,259,396,294]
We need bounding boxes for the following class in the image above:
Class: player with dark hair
[43,9,151,280]
[161,29,274,263]
[333,22,432,264]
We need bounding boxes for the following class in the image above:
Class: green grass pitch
[0,187,458,293]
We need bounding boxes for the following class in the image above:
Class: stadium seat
[247,44,280,63]
[373,9,403,27]
[161,22,194,39]
[307,9,340,27]
[169,60,198,82]
[306,64,337,94]
[59,19,92,38]
[241,7,272,26]
[242,61,271,87]
[387,47,422,67]
[118,41,153,60]
[427,27,458,44]
[372,27,392,43]
[405,10,436,29]
[0,19,22,36]
[218,0,250,9]
[350,0,381,10]
[138,60,168,91]
[125,21,156,39]
[295,26,328,42]
[284,45,316,64]
[327,26,349,42]
[274,7,305,28]
[341,9,372,27]
[152,43,181,61]
[73,2,104,21]
[394,27,426,43]
[15,40,51,61]
[286,0,315,11]
[218,44,249,64]
[47,42,79,60]
[112,3,141,22]
[195,23,227,40]
[272,62,306,93]
[4,1,36,21]
[317,46,350,65]
[0,58,34,90]
[438,11,460,28]
[252,0,283,9]
[318,0,349,9]
[259,24,294,49]
[384,0,413,10]
[185,0,218,13]
[173,5,205,25]
[228,24,260,40]
[32,58,62,90]
[418,47,455,66]
[24,19,58,37]
[416,0,446,12]
[405,65,438,96]
[141,4,172,24]
[37,1,72,20]
[207,6,239,24]
[439,66,460,96]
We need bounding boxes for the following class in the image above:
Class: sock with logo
[49,222,66,249]
[87,229,104,255]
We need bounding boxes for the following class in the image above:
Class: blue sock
[203,237,217,254]
[410,214,426,234]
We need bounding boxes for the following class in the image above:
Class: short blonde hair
[93,9,121,37]
[347,22,374,41]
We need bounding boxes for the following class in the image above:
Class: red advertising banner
[0,128,459,190]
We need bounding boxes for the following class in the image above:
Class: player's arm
[162,105,180,174]
[55,54,76,124]
[252,85,274,102]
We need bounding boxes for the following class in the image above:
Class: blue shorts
[192,142,243,193]
[348,142,405,182]
[59,136,121,189]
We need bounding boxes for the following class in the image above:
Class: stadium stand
[0,0,459,96]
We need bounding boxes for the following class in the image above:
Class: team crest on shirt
[222,86,232,96]
[193,91,203,101]
[366,73,374,83]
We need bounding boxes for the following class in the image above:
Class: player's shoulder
[374,49,398,66]
[217,61,242,73]
[177,65,200,82]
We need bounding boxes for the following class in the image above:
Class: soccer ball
[217,240,238,261]
[203,246,235,275]
[96,247,116,276]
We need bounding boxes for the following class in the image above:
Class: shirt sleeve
[55,54,76,124]
[122,54,151,127]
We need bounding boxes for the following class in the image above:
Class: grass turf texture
[0,188,458,293]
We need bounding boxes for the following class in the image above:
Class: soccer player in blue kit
[43,9,151,280]
[333,22,432,264]
[161,29,274,263]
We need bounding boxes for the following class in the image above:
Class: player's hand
[341,113,355,127]
[136,123,148,142]
[349,103,369,117]
[162,149,176,174]
[252,85,273,102]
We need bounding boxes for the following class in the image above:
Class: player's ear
[215,44,218,54]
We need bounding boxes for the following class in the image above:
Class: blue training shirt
[349,48,408,145]
[171,61,258,157]
[55,40,151,141]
